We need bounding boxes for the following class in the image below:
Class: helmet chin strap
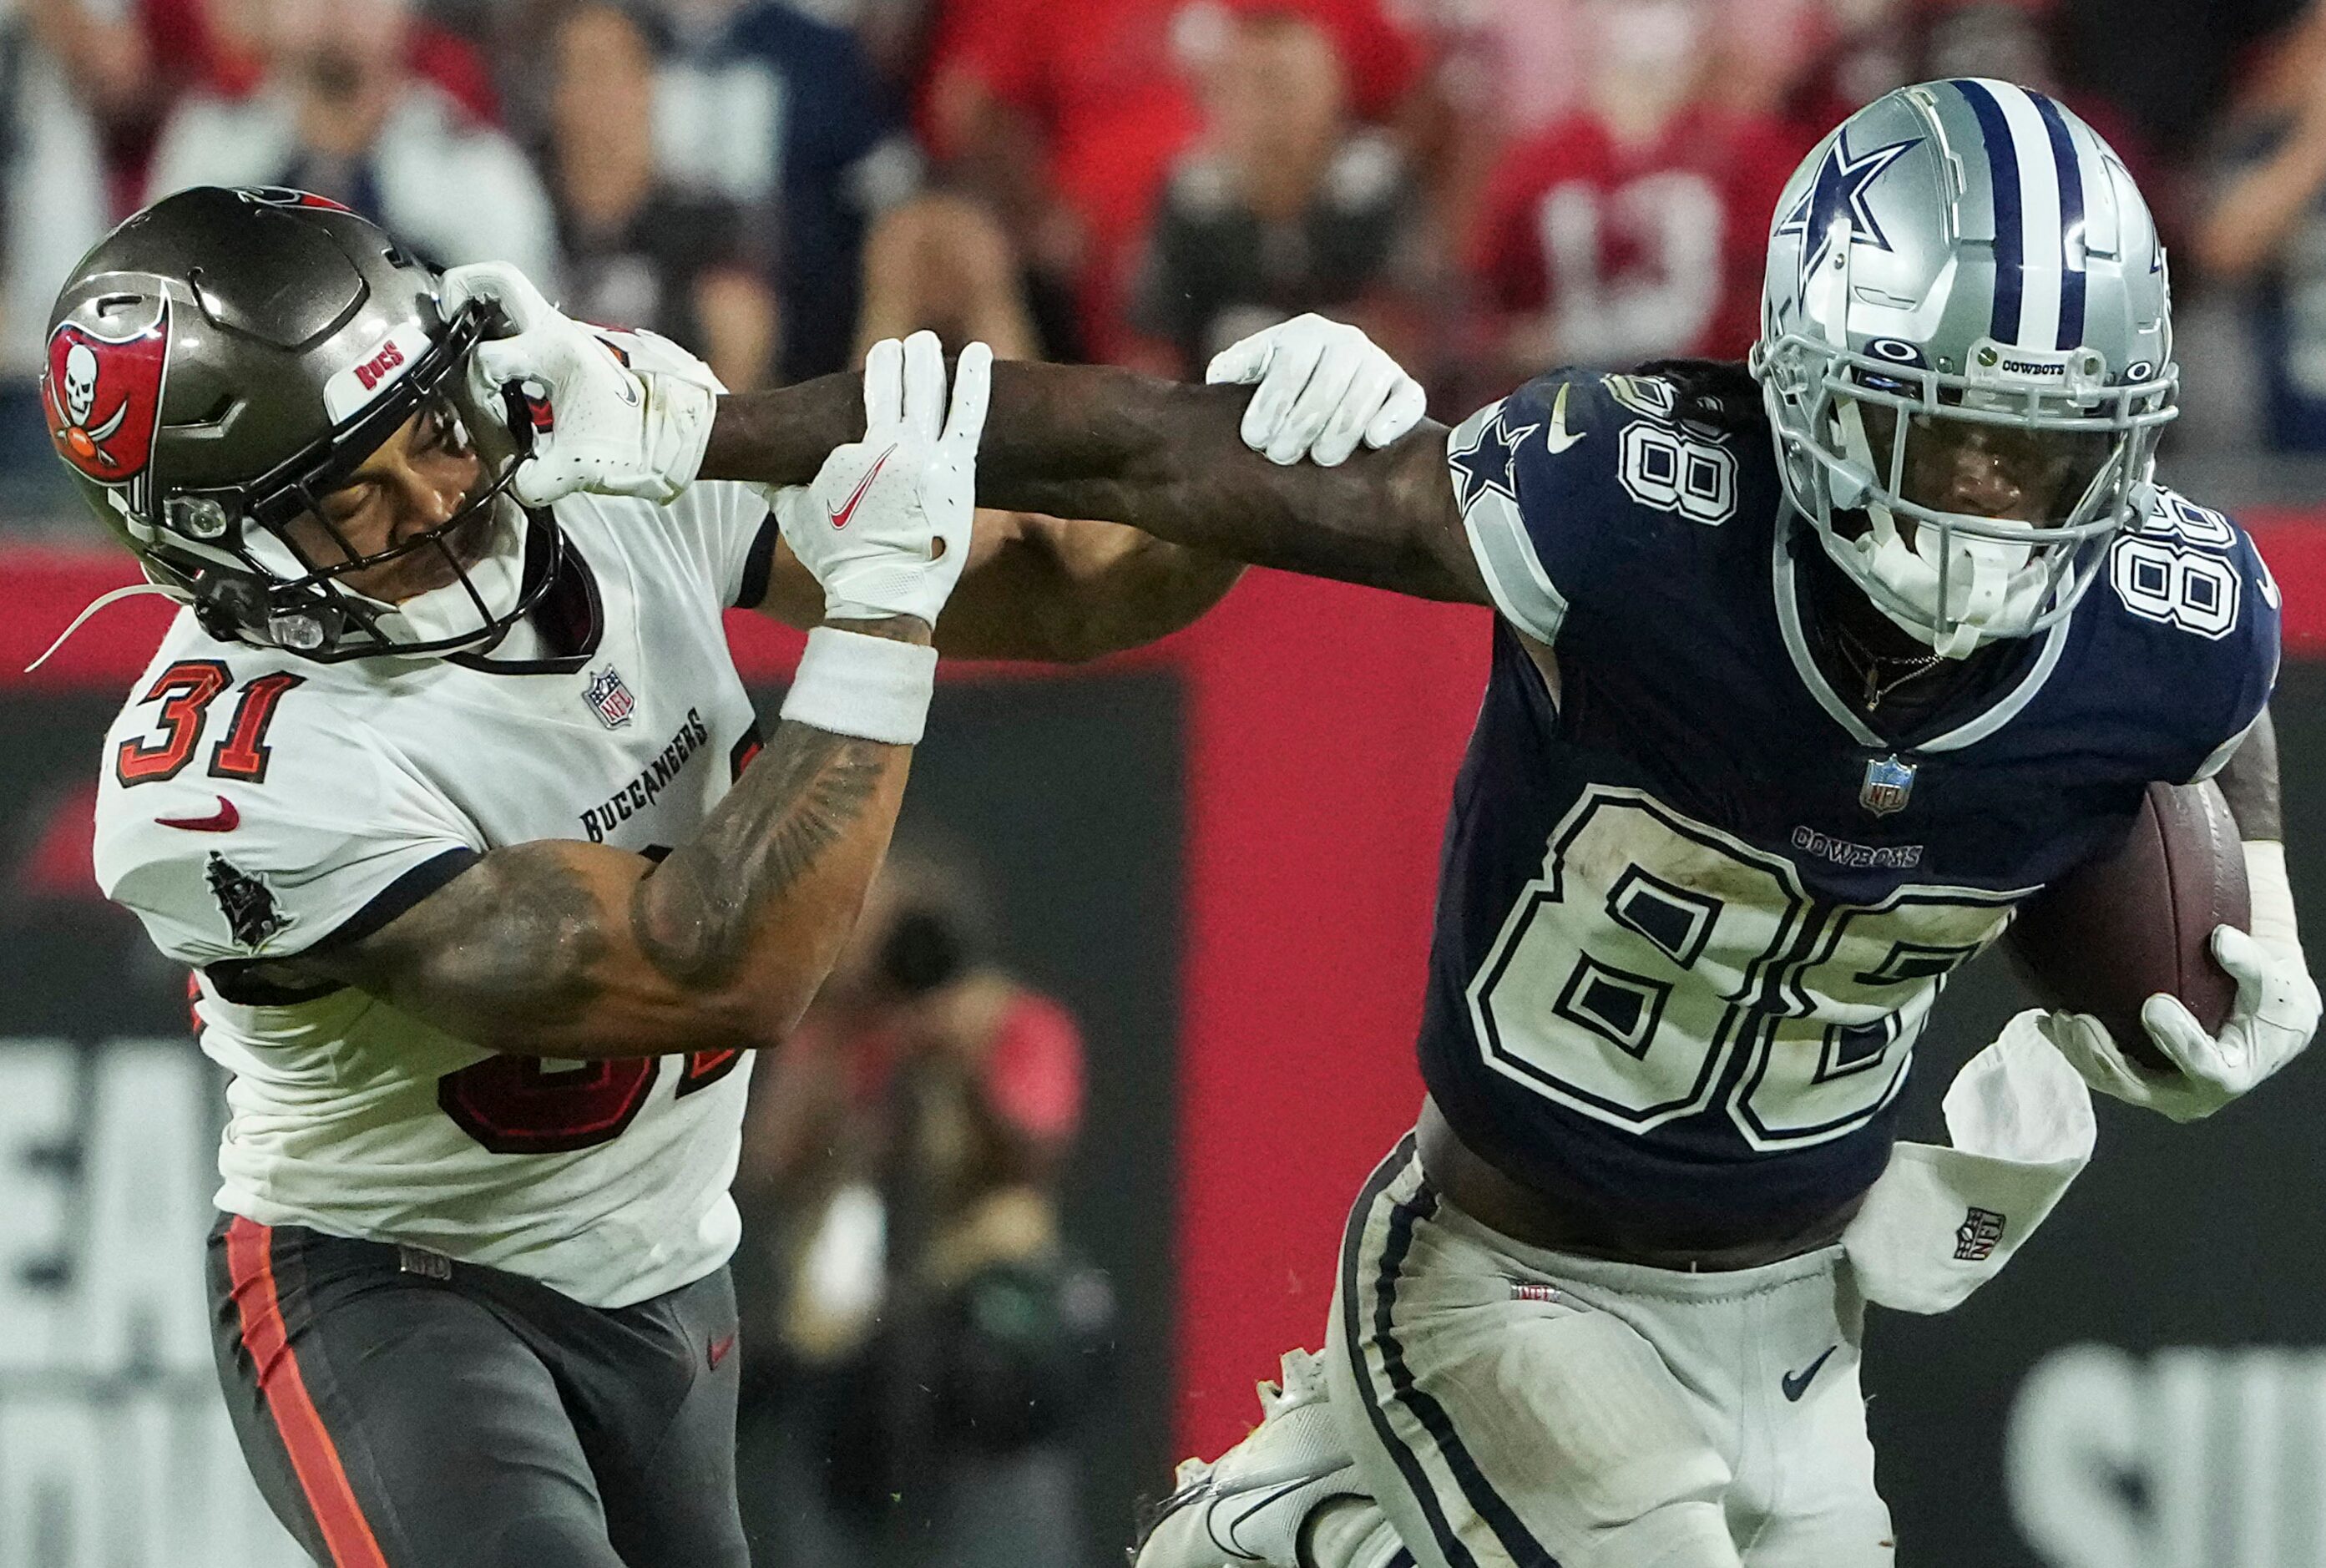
[1828,396,2040,659]
[22,581,186,673]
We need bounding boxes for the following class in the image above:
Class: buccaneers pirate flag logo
[43,298,169,483]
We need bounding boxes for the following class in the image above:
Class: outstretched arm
[701,360,1489,606]
[750,508,1246,662]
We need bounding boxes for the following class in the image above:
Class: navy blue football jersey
[1423,368,2280,1246]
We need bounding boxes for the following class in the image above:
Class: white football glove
[776,331,987,626]
[437,261,721,508]
[2044,842,2319,1121]
[1208,312,1427,467]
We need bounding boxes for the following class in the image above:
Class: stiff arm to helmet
[41,187,565,661]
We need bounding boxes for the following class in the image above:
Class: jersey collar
[1771,516,2071,754]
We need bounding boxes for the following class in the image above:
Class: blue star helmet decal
[1776,134,1922,294]
[1449,404,1540,513]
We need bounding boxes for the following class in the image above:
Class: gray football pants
[207,1215,750,1568]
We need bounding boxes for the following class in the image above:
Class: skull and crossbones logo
[44,306,168,483]
[52,341,129,468]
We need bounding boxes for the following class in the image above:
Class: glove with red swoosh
[778,331,988,626]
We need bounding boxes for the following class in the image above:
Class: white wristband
[2244,839,2300,950]
[778,625,937,745]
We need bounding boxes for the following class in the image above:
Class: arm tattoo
[465,849,611,1023]
[629,720,888,986]
[321,842,614,1028]
[702,362,1485,603]
[315,719,898,1039]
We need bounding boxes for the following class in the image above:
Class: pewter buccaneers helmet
[1752,78,2177,657]
[42,186,549,660]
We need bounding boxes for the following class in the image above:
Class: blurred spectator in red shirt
[1469,0,1797,382]
[922,0,1425,362]
[1127,7,1423,375]
[20,0,212,214]
[546,3,777,391]
[145,0,557,284]
[1758,0,1907,146]
[199,0,499,119]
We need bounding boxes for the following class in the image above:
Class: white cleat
[1134,1349,1368,1568]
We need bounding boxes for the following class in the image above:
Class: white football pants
[1323,1136,1895,1568]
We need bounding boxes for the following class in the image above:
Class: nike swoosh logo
[708,1332,737,1370]
[1782,1345,1838,1402]
[1547,382,1585,453]
[828,444,897,529]
[592,336,641,405]
[156,796,240,833]
[1211,1477,1312,1560]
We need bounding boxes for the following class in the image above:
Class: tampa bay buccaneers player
[52,187,1422,1566]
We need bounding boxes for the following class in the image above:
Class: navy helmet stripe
[2030,93,2087,351]
[1957,79,2025,344]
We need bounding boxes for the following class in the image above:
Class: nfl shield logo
[1859,754,1916,816]
[583,666,635,729]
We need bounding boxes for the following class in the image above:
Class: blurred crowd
[730,842,1110,1568]
[3,0,2325,524]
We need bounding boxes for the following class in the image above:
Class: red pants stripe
[225,1216,392,1568]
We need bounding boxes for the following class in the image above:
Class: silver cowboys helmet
[1752,78,2176,657]
[42,185,548,661]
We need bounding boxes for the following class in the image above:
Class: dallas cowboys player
[496,80,2320,1568]
[56,188,1416,1567]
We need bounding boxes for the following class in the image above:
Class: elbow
[1049,612,1125,663]
[680,964,817,1057]
[1068,561,1242,660]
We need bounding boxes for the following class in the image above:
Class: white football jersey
[91,480,781,1308]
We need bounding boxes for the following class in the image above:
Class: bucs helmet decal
[235,186,356,214]
[43,297,169,486]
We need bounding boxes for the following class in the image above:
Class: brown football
[2005,780,2248,1070]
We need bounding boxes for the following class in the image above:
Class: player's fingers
[508,448,573,508]
[1206,331,1274,387]
[901,330,946,443]
[943,341,993,456]
[2139,993,2228,1084]
[1241,335,1324,454]
[1268,344,1362,466]
[2040,1011,2150,1101]
[2210,924,2271,1015]
[440,260,552,332]
[1364,376,1428,450]
[862,337,904,431]
[470,334,547,390]
[1312,358,1399,468]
